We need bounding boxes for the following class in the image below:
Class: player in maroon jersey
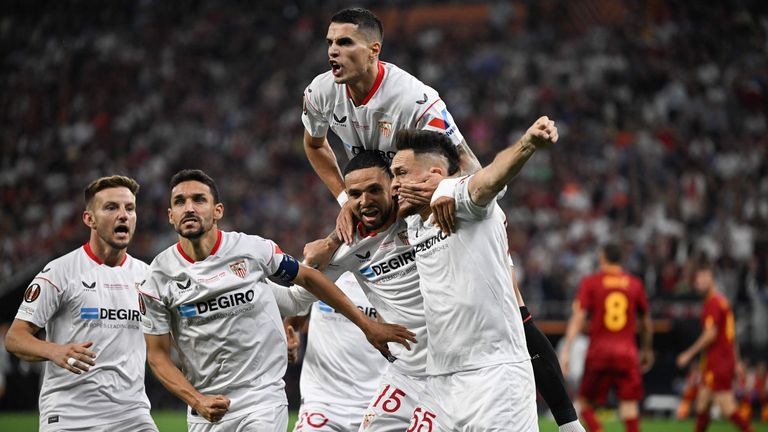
[677,257,755,432]
[560,242,654,432]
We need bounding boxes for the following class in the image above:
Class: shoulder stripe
[303,90,321,114]
[414,98,443,127]
[33,276,61,293]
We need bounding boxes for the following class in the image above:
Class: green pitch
[0,411,766,431]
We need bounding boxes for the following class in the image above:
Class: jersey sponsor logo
[427,109,457,137]
[229,259,248,279]
[355,251,372,261]
[82,281,96,291]
[361,251,416,279]
[413,232,449,255]
[177,289,255,317]
[176,280,191,290]
[333,113,347,124]
[317,300,377,318]
[24,284,41,303]
[416,93,428,104]
[378,121,393,137]
[80,307,141,321]
[347,144,397,162]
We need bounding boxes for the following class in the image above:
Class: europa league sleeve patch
[24,283,42,303]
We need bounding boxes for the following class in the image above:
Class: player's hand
[676,351,693,369]
[639,349,655,373]
[50,341,97,374]
[302,237,339,271]
[431,195,456,235]
[193,394,231,423]
[398,173,441,207]
[335,201,357,245]
[522,116,558,150]
[285,325,300,363]
[362,321,417,360]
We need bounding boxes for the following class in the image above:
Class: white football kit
[325,221,429,432]
[291,272,388,432]
[405,176,537,431]
[139,230,296,431]
[14,243,155,432]
[302,61,464,162]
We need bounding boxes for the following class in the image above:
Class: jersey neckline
[83,242,128,267]
[347,61,385,106]
[176,230,223,264]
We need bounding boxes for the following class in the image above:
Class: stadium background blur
[0,0,766,429]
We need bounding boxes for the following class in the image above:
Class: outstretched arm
[468,116,558,207]
[293,265,416,359]
[145,333,231,423]
[676,324,717,368]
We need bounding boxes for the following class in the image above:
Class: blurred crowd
[1,0,767,360]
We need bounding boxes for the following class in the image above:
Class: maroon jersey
[576,266,649,368]
[701,292,736,376]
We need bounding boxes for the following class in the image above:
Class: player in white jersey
[5,176,157,432]
[390,118,559,431]
[302,7,481,244]
[282,272,388,432]
[138,169,415,432]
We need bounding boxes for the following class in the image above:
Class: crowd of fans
[1,0,767,364]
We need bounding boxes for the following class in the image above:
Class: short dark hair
[169,169,221,203]
[601,242,623,264]
[331,8,383,42]
[343,150,392,178]
[84,175,140,208]
[394,129,460,176]
[692,254,713,273]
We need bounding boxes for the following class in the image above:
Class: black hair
[169,169,221,203]
[343,150,392,178]
[394,129,460,176]
[331,8,383,42]
[601,242,623,264]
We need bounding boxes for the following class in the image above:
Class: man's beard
[177,224,206,239]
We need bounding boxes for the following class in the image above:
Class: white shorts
[293,401,367,431]
[188,405,288,432]
[411,361,538,432]
[45,412,158,432]
[359,367,427,432]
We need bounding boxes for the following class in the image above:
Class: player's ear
[369,41,381,60]
[82,210,95,229]
[213,203,224,222]
[428,166,446,177]
[167,208,174,226]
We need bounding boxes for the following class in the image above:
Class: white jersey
[323,220,428,378]
[302,61,464,162]
[14,244,150,431]
[405,176,528,375]
[138,230,291,424]
[300,272,387,409]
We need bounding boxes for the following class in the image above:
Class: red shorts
[579,365,643,404]
[703,365,734,391]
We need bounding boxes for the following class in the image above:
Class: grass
[0,411,766,431]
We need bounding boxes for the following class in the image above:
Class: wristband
[336,191,349,207]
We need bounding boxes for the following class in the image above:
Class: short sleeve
[301,85,329,138]
[14,267,64,328]
[453,175,495,221]
[414,98,464,146]
[267,281,317,317]
[137,270,171,335]
[576,278,592,312]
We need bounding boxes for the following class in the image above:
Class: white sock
[558,419,586,432]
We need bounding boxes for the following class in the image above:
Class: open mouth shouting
[330,60,343,78]
[114,224,130,240]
